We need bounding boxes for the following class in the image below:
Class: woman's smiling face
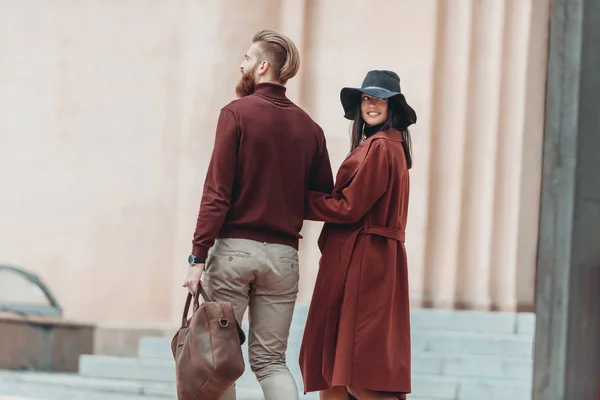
[361,95,388,126]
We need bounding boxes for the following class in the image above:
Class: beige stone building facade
[0,0,550,328]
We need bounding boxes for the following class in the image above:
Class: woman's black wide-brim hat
[340,70,417,127]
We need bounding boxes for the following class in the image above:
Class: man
[183,30,333,400]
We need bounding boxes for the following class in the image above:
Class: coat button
[228,256,233,261]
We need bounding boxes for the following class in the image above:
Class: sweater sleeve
[308,131,334,194]
[306,141,389,224]
[191,108,239,259]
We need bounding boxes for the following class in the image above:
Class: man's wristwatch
[188,254,206,266]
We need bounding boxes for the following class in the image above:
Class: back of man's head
[252,30,300,84]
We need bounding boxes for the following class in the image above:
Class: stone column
[489,0,532,311]
[423,0,472,309]
[515,0,551,311]
[533,0,600,398]
[456,0,505,310]
[280,0,307,104]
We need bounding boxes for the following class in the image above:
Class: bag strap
[180,284,247,345]
[181,293,193,327]
[197,284,212,303]
[180,284,212,326]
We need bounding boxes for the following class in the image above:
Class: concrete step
[196,306,535,338]
[71,307,535,400]
[139,307,535,361]
[234,373,459,400]
[80,351,532,383]
[412,330,532,357]
[139,330,533,361]
[79,355,175,383]
[1,368,457,399]
[137,337,173,360]
[291,305,535,335]
[409,309,534,335]
[457,378,532,400]
[0,369,267,400]
[413,352,532,380]
[0,369,531,400]
[0,369,172,399]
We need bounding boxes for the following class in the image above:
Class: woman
[299,70,416,400]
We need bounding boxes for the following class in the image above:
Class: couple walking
[182,29,416,400]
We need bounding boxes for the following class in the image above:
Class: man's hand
[182,264,205,295]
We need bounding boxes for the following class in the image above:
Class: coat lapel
[333,129,403,192]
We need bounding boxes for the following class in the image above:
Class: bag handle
[179,284,214,326]
[180,284,246,345]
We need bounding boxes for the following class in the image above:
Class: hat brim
[340,87,417,127]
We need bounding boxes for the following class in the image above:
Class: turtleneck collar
[254,82,288,100]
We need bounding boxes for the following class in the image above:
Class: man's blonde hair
[252,29,300,84]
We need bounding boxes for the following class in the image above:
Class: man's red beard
[235,66,257,98]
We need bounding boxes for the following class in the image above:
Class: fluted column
[490,0,533,311]
[515,0,551,311]
[281,0,307,105]
[456,0,505,310]
[424,0,472,309]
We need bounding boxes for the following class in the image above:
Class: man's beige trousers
[201,238,300,400]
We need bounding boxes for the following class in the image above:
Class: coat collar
[333,129,402,192]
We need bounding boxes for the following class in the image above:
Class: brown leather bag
[171,285,246,400]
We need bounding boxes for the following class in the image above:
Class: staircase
[1,306,536,400]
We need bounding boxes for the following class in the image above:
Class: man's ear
[257,60,269,76]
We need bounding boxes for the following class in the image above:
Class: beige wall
[0,0,550,326]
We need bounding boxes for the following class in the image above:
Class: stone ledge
[0,312,94,329]
[0,313,94,372]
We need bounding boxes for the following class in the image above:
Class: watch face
[188,254,194,265]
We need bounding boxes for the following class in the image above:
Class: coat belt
[321,223,405,383]
[364,225,406,242]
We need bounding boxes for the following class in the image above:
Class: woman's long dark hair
[350,97,413,169]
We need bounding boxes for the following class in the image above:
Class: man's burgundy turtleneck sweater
[191,83,334,259]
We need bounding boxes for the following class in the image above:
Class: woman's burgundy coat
[299,129,412,395]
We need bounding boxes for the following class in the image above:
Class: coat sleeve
[306,141,389,224]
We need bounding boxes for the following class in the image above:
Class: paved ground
[0,383,167,400]
[0,373,267,400]
[0,370,271,400]
[0,396,45,400]
[0,384,161,400]
[0,384,264,400]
